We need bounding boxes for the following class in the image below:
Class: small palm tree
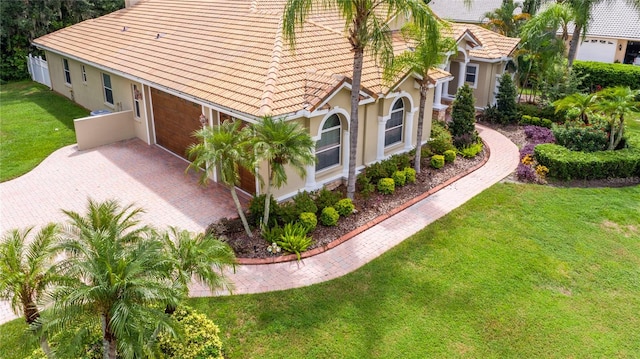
[252,116,315,227]
[383,19,455,173]
[553,92,597,124]
[283,0,446,199]
[161,226,236,314]
[187,119,254,237]
[482,0,530,37]
[52,199,180,359]
[594,86,640,150]
[0,224,58,357]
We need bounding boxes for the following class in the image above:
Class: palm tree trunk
[567,25,582,67]
[230,186,253,237]
[611,115,625,150]
[23,300,53,358]
[101,314,117,359]
[346,47,364,200]
[39,335,53,359]
[414,83,428,173]
[262,165,272,228]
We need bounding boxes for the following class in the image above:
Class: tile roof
[428,0,504,24]
[35,0,425,118]
[569,0,640,40]
[448,23,520,60]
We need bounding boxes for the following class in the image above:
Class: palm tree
[593,86,640,150]
[187,119,254,237]
[283,0,446,199]
[383,19,455,173]
[251,116,315,227]
[52,199,180,359]
[0,224,58,357]
[482,0,530,37]
[553,92,596,124]
[160,226,236,314]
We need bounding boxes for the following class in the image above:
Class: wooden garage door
[151,88,202,159]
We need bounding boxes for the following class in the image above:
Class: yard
[0,81,88,182]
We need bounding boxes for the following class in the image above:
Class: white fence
[26,54,51,88]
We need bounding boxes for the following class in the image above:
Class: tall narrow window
[316,114,341,171]
[81,65,87,83]
[465,64,478,88]
[102,73,114,105]
[132,84,142,118]
[385,100,404,146]
[63,59,71,85]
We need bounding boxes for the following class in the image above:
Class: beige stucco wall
[446,60,504,108]
[614,39,628,63]
[74,110,135,150]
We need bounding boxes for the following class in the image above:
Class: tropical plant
[0,224,59,357]
[277,222,313,261]
[593,86,640,150]
[449,84,477,147]
[283,0,447,199]
[251,116,315,228]
[188,119,254,237]
[383,19,456,173]
[553,92,596,124]
[482,0,530,37]
[51,199,180,359]
[160,227,236,314]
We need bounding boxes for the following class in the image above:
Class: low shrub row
[573,60,640,91]
[520,115,553,128]
[534,144,640,180]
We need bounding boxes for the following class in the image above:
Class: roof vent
[156,33,165,39]
[122,26,128,32]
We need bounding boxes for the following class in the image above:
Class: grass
[0,80,88,182]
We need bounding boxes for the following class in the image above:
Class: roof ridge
[307,18,344,37]
[259,14,284,116]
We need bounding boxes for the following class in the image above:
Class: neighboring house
[428,0,504,24]
[32,0,452,201]
[565,1,640,64]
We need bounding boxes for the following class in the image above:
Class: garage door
[151,88,203,159]
[577,38,616,63]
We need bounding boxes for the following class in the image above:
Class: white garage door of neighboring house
[576,38,617,63]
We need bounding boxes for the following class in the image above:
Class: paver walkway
[0,125,519,325]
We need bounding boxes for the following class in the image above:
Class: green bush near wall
[573,61,640,91]
[534,143,640,180]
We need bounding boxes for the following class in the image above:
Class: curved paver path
[0,125,518,325]
[190,124,519,297]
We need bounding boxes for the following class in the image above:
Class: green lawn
[0,81,88,182]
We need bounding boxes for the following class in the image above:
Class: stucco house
[33,0,456,201]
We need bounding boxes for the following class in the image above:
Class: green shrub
[517,103,565,123]
[314,188,341,212]
[573,60,640,90]
[459,142,484,158]
[552,123,608,152]
[520,115,553,128]
[421,145,434,158]
[392,170,406,187]
[381,158,399,178]
[320,207,340,226]
[356,174,375,200]
[428,122,456,154]
[362,162,388,183]
[450,84,478,145]
[389,153,411,170]
[496,73,518,124]
[443,150,457,163]
[261,224,284,243]
[377,178,395,195]
[298,212,317,232]
[404,167,417,184]
[334,198,355,217]
[431,155,445,169]
[248,194,279,227]
[277,222,313,261]
[534,143,640,180]
[277,191,318,223]
[158,306,224,359]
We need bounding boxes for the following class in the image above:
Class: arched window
[316,114,341,171]
[385,99,404,146]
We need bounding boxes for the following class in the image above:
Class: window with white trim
[316,114,341,171]
[132,84,142,118]
[385,99,404,147]
[81,65,87,83]
[465,63,479,88]
[63,59,71,85]
[102,73,114,106]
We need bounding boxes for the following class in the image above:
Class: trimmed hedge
[573,61,640,91]
[520,115,553,129]
[534,143,640,180]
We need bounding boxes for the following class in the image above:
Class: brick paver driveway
[0,139,243,234]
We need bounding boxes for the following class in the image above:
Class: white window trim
[62,59,71,86]
[81,65,87,84]
[384,99,405,148]
[465,63,479,89]
[316,114,342,173]
[132,84,142,119]
[102,73,114,107]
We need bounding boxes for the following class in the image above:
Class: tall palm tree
[161,226,236,314]
[594,86,640,150]
[0,224,58,357]
[52,199,180,359]
[283,0,445,199]
[383,19,455,173]
[482,0,530,37]
[553,92,597,124]
[187,119,254,237]
[251,116,315,227]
